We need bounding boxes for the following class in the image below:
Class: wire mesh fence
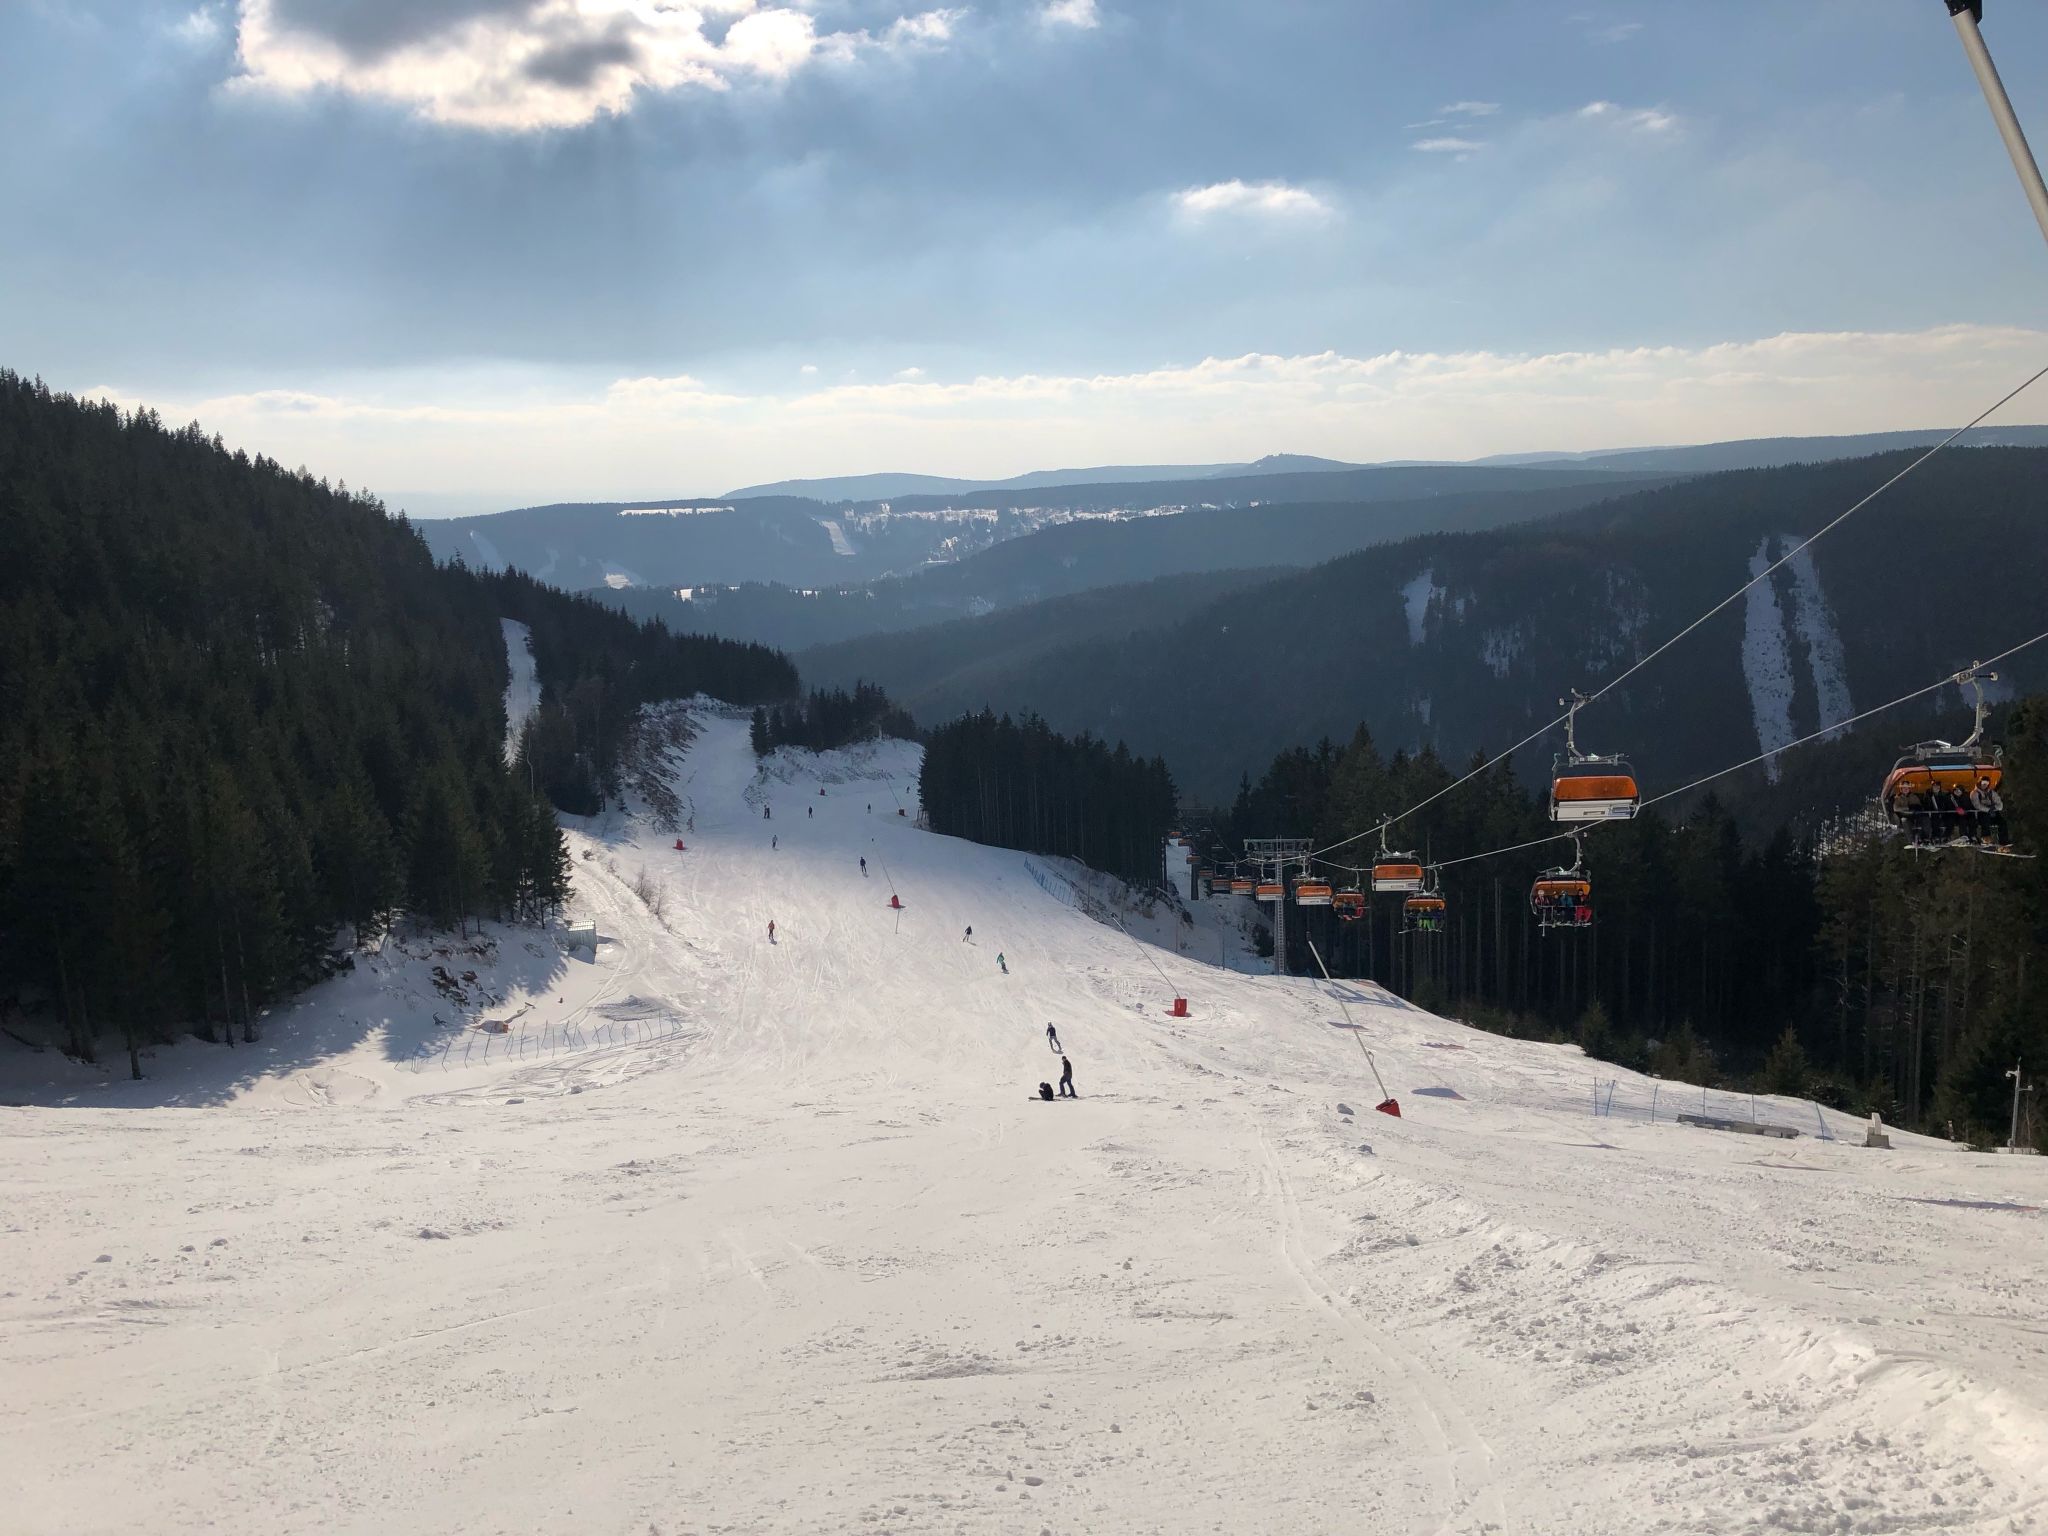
[1588,1076,1835,1140]
[408,1006,691,1073]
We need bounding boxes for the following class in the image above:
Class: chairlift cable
[1404,625,2048,877]
[1306,358,2048,866]
[1576,361,2048,718]
[1636,625,2048,812]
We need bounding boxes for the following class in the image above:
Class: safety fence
[407,1007,691,1072]
[1588,1076,1835,1140]
[1024,857,1123,928]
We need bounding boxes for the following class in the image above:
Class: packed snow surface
[6,713,2048,1535]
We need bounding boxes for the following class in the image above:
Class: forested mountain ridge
[423,461,1664,600]
[601,475,1666,654]
[0,375,790,1074]
[820,448,2048,805]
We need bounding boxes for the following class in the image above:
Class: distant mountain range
[1467,426,2048,473]
[585,470,1664,651]
[719,454,1360,502]
[800,447,2048,805]
[419,461,1645,596]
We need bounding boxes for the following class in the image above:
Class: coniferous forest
[0,375,789,1074]
[749,682,917,758]
[920,711,1178,889]
[1201,701,2048,1144]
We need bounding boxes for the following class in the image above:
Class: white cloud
[1412,136,1483,155]
[894,366,926,380]
[1578,100,1678,135]
[110,325,2048,503]
[170,5,224,47]
[229,1,964,131]
[1441,100,1499,117]
[1173,179,1330,220]
[800,363,819,376]
[1041,0,1101,28]
[1590,20,1644,44]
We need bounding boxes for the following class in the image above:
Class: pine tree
[1761,1026,1810,1097]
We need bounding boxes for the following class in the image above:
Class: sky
[6,0,2048,513]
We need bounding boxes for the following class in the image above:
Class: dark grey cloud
[523,26,642,90]
[267,0,541,63]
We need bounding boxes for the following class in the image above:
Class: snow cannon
[1168,997,1190,1018]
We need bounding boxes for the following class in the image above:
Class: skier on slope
[1058,1055,1076,1098]
[963,925,972,943]
[764,804,771,820]
[808,806,813,819]
[768,920,776,942]
[772,834,778,850]
[860,857,867,877]
[1046,1023,1061,1053]
[997,952,1007,974]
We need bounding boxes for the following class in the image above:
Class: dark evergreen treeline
[749,682,915,758]
[0,374,780,1075]
[920,711,1176,889]
[483,567,793,812]
[1200,704,2045,1143]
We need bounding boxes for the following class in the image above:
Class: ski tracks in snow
[1255,1121,1504,1536]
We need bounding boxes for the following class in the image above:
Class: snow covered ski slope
[5,710,2047,1535]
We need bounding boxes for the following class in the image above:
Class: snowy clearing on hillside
[819,518,858,556]
[1787,544,1854,725]
[500,618,539,765]
[5,712,2047,1535]
[1402,566,1442,645]
[1742,538,1798,782]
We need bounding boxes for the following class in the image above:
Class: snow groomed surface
[4,708,2046,1534]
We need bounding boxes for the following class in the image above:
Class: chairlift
[1401,893,1446,936]
[1880,664,2013,852]
[1331,887,1367,921]
[1295,878,1333,907]
[1230,875,1255,895]
[1369,824,1426,893]
[1550,689,1640,823]
[1255,879,1284,903]
[1399,867,1446,934]
[1531,834,1593,932]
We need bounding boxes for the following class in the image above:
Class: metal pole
[1273,858,1287,977]
[2009,1057,2025,1150]
[1946,3,2048,251]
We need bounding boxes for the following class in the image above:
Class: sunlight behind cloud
[231,0,963,130]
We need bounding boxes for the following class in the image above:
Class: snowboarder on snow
[963,925,972,942]
[1046,1023,1061,1053]
[1058,1056,1076,1098]
[860,857,868,876]
[997,952,1007,974]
